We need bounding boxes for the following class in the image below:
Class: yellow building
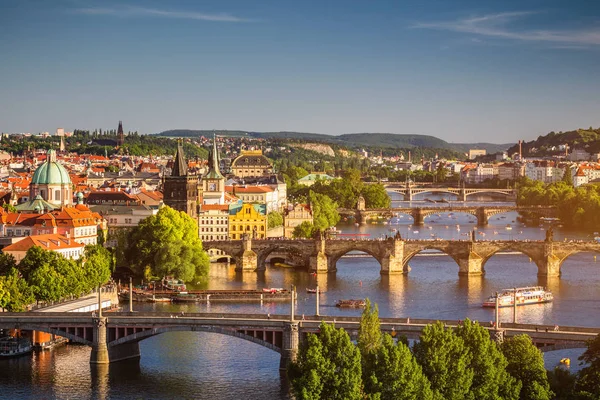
[228,203,267,239]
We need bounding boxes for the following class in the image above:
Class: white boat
[0,337,32,358]
[483,286,553,308]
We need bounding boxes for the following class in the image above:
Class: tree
[501,335,553,400]
[369,334,437,400]
[0,253,17,276]
[126,206,210,281]
[82,245,113,290]
[0,277,10,310]
[358,299,383,397]
[562,165,573,186]
[2,268,34,312]
[308,191,340,232]
[97,228,106,246]
[454,319,521,400]
[547,367,577,400]
[361,184,391,208]
[267,211,284,228]
[28,263,67,302]
[289,322,363,400]
[574,334,600,398]
[292,221,316,239]
[413,321,474,399]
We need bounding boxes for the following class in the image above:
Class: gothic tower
[163,140,198,218]
[117,121,124,147]
[201,134,225,205]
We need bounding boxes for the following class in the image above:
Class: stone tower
[201,134,225,205]
[117,121,124,147]
[163,140,198,218]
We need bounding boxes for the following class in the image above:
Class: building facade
[163,142,198,218]
[230,150,273,178]
[283,203,312,238]
[228,203,267,240]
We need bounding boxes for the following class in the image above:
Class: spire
[172,139,188,176]
[205,134,224,179]
[117,120,124,147]
[117,121,123,135]
[59,135,66,152]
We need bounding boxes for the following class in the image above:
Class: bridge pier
[280,322,299,370]
[235,236,258,272]
[381,239,407,274]
[90,317,109,365]
[476,207,488,226]
[458,252,484,276]
[309,239,329,273]
[412,208,424,226]
[356,211,367,225]
[537,255,561,277]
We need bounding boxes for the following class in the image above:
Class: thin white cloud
[74,5,253,22]
[412,11,600,47]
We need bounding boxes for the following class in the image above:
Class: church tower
[163,140,198,218]
[201,134,225,205]
[117,121,124,147]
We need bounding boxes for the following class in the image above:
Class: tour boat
[0,337,32,358]
[336,299,366,308]
[482,287,553,308]
[163,277,186,292]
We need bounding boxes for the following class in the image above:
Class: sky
[1,0,600,144]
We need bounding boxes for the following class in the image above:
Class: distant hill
[506,127,600,157]
[155,129,511,154]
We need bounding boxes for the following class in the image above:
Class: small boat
[560,358,570,366]
[163,276,186,292]
[306,288,321,294]
[336,299,367,308]
[263,288,284,293]
[483,286,553,308]
[0,337,32,358]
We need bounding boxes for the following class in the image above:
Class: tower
[201,134,225,205]
[163,140,198,218]
[117,121,124,147]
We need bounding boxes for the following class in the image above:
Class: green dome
[31,150,71,185]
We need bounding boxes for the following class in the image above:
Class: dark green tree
[501,335,553,400]
[574,334,600,398]
[2,268,34,312]
[361,184,391,208]
[358,299,383,397]
[308,191,340,232]
[455,319,521,400]
[82,245,113,290]
[28,263,67,302]
[289,322,363,400]
[413,321,474,399]
[292,221,316,239]
[547,367,577,400]
[0,252,17,276]
[267,211,284,228]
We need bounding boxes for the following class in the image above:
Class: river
[2,194,599,399]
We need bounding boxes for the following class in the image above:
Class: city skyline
[1,0,600,143]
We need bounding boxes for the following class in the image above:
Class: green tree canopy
[289,321,363,400]
[455,319,521,400]
[501,334,553,400]
[292,221,316,239]
[2,268,34,312]
[308,191,340,232]
[413,321,474,400]
[361,184,391,208]
[82,245,113,289]
[267,211,284,228]
[574,334,600,398]
[126,206,210,281]
[0,253,17,276]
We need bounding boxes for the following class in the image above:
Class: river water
[2,194,599,399]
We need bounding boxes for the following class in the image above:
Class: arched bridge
[385,185,517,201]
[338,205,557,226]
[1,312,596,368]
[203,237,600,277]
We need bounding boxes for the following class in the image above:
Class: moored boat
[0,337,32,358]
[306,288,321,294]
[163,276,186,292]
[483,286,553,308]
[336,299,366,308]
[172,293,199,303]
[148,296,172,303]
[263,288,284,293]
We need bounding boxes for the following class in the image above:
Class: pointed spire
[205,134,224,179]
[172,139,188,177]
[117,121,123,135]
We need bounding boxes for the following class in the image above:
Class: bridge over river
[1,311,596,368]
[204,236,600,277]
[380,183,517,202]
[338,205,557,226]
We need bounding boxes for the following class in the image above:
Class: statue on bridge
[394,231,402,240]
[545,227,554,242]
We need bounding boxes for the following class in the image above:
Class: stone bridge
[0,312,596,368]
[338,205,557,226]
[203,237,600,277]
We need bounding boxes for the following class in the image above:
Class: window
[55,190,61,200]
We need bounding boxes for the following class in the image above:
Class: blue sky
[1,0,599,143]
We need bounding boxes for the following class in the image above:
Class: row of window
[230,225,265,232]
[200,219,227,224]
[200,227,227,232]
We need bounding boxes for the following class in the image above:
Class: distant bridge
[203,236,599,277]
[338,205,556,226]
[374,183,517,202]
[0,312,596,367]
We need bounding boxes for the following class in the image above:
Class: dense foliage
[517,178,600,229]
[288,301,582,400]
[0,245,112,311]
[507,127,600,157]
[125,206,209,282]
[267,211,283,229]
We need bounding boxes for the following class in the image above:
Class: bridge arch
[16,325,93,346]
[464,189,515,199]
[108,325,282,354]
[327,244,384,272]
[480,243,547,276]
[402,246,462,273]
[255,242,309,270]
[537,342,588,352]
